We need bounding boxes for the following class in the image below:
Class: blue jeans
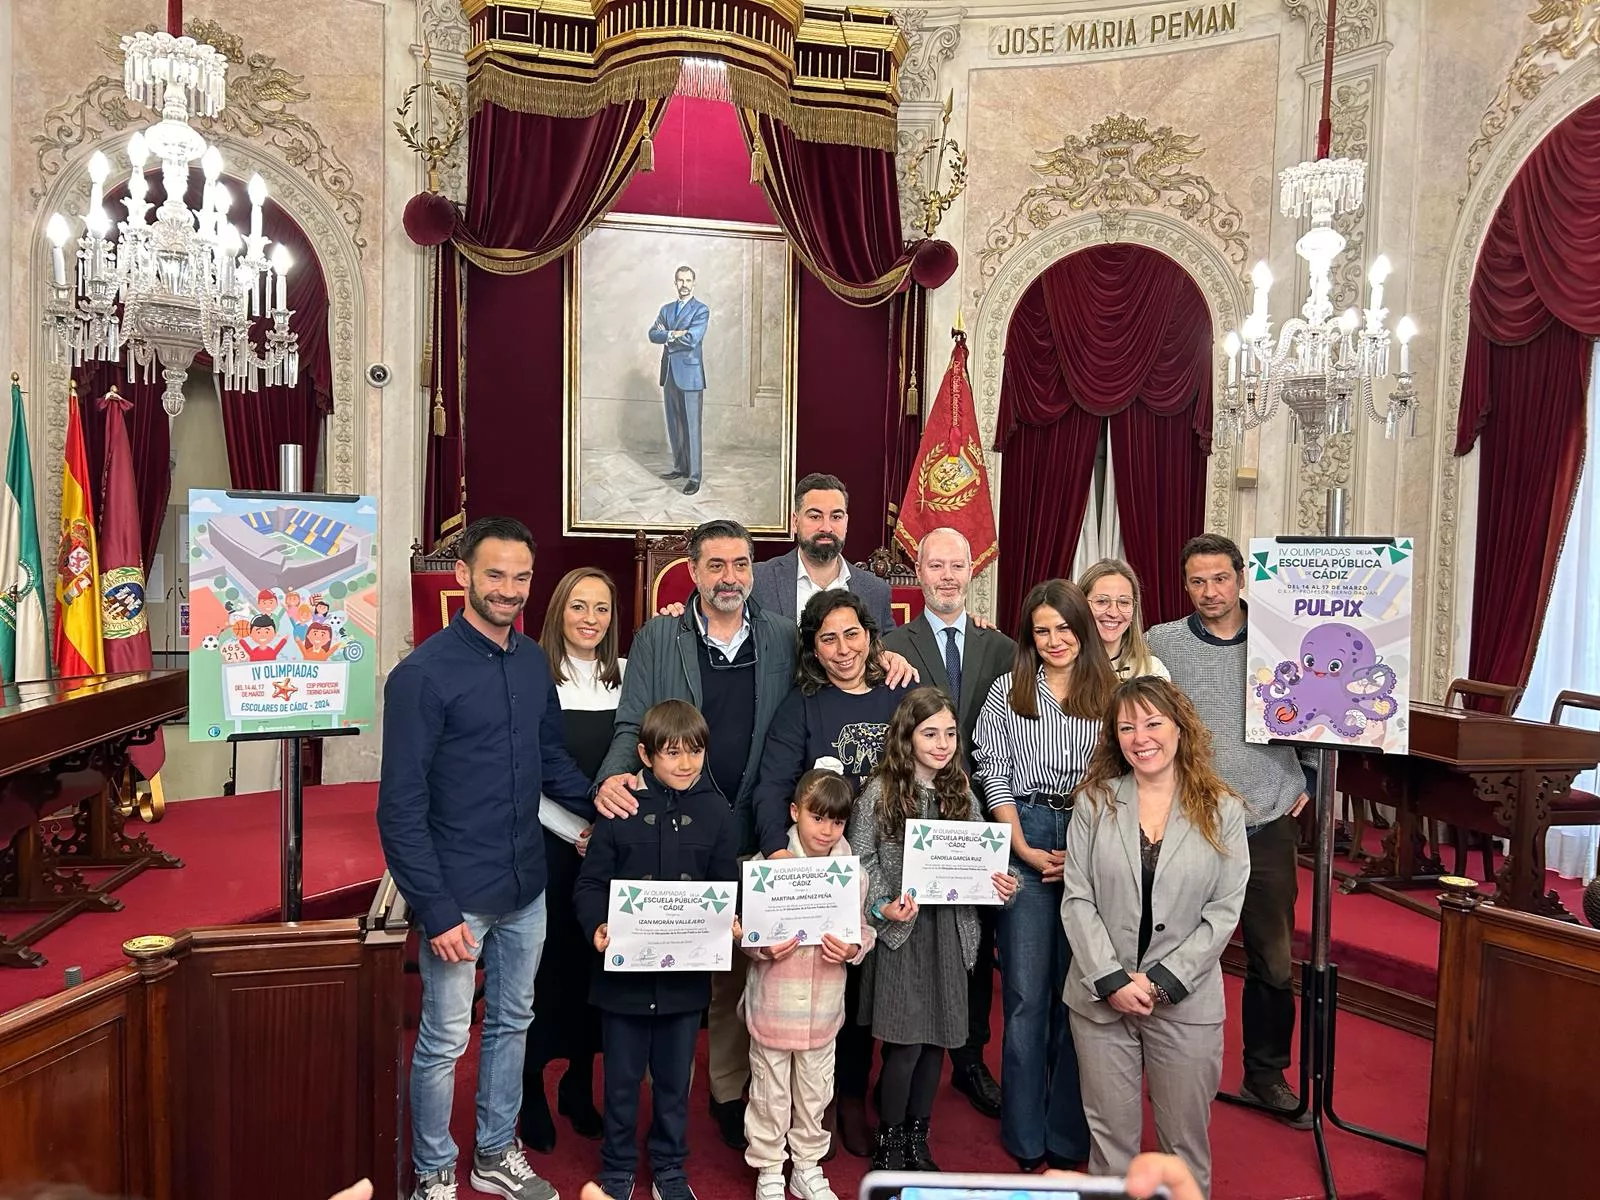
[996,802,1090,1162]
[411,896,548,1174]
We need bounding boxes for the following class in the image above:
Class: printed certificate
[604,879,737,971]
[901,820,1011,905]
[741,855,863,948]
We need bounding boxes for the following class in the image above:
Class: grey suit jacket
[751,548,897,632]
[882,615,1015,773]
[1060,774,1250,1026]
[595,599,798,852]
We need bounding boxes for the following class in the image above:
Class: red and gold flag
[99,388,164,781]
[893,328,998,573]
[53,384,104,677]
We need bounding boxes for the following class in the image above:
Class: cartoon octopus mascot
[1256,622,1399,738]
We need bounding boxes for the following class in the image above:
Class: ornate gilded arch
[1423,49,1600,702]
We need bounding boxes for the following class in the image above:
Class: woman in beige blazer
[1059,676,1250,1198]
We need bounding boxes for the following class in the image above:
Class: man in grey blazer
[751,473,897,632]
[883,527,1014,1121]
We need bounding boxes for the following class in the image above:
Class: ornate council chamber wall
[892,0,1600,696]
[0,0,450,792]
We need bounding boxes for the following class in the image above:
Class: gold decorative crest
[978,113,1249,280]
[916,440,984,513]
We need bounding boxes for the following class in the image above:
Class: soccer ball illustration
[200,635,220,650]
[327,612,347,634]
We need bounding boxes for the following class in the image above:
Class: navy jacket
[650,296,710,391]
[574,769,739,1016]
[378,613,595,937]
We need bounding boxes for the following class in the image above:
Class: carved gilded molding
[28,21,368,256]
[1282,0,1382,57]
[965,210,1248,619]
[894,8,964,103]
[976,113,1251,284]
[419,0,470,202]
[1463,0,1600,196]
[30,139,366,551]
[1427,52,1600,701]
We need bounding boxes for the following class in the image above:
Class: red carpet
[0,783,383,1012]
[431,973,1427,1200]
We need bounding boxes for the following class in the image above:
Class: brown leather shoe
[837,1096,872,1158]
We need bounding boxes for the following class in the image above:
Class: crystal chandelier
[43,13,298,417]
[1216,6,1416,464]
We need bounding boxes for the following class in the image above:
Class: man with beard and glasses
[594,517,918,1157]
[380,516,595,1200]
[751,473,896,632]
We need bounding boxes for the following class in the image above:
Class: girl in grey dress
[847,687,1018,1173]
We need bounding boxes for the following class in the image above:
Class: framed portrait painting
[565,213,797,535]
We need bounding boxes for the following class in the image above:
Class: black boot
[518,1082,557,1154]
[557,1062,603,1140]
[903,1118,938,1171]
[870,1122,908,1172]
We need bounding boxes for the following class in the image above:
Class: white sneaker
[789,1165,838,1200]
[756,1170,787,1200]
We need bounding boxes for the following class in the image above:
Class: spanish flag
[53,382,103,677]
[893,325,999,574]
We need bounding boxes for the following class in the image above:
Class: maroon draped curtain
[1458,96,1600,695]
[743,111,911,306]
[883,283,927,545]
[994,244,1212,623]
[219,195,333,491]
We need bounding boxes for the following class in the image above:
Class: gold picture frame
[564,212,797,536]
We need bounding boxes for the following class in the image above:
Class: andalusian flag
[2,376,49,683]
[53,383,103,677]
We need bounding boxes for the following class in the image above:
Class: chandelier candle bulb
[247,174,266,242]
[271,246,291,311]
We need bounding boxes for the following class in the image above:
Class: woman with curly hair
[848,686,1018,1172]
[1060,676,1250,1198]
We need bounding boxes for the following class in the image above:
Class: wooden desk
[1338,702,1600,919]
[1,671,188,967]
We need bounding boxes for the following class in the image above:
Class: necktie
[943,626,962,711]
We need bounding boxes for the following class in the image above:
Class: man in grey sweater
[1147,533,1310,1126]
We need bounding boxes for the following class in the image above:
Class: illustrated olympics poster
[1244,537,1413,754]
[185,489,378,741]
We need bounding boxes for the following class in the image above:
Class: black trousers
[1241,813,1299,1081]
[524,831,601,1094]
[950,907,996,1072]
[835,960,875,1098]
[600,1010,700,1178]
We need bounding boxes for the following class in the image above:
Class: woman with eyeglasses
[1078,559,1168,682]
[972,579,1119,1170]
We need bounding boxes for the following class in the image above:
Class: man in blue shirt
[380,516,594,1200]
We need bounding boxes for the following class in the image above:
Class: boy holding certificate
[575,701,740,1200]
[741,769,875,1200]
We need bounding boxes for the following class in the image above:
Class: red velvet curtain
[421,247,465,550]
[883,283,927,547]
[743,111,911,305]
[994,244,1212,623]
[219,196,333,490]
[1458,96,1600,694]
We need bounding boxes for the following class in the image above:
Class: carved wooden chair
[1438,676,1527,881]
[633,530,696,631]
[859,546,924,627]
[1548,690,1600,877]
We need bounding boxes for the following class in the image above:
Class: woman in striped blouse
[973,578,1118,1171]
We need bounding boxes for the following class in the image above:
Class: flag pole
[278,441,304,922]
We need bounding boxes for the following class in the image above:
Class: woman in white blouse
[1077,559,1168,681]
[520,568,626,1152]
[972,578,1118,1170]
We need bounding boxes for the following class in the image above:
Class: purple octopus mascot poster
[1244,537,1413,754]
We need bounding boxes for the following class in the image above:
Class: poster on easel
[185,489,378,742]
[1244,537,1413,754]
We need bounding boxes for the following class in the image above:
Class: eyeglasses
[1088,596,1135,614]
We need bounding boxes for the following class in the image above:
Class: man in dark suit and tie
[649,265,711,495]
[882,525,1015,1120]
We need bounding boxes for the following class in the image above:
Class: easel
[224,445,362,921]
[1215,495,1425,1198]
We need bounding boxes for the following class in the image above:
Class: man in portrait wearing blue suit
[649,265,711,496]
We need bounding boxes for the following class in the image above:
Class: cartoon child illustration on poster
[186,490,378,740]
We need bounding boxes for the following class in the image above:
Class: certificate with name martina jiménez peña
[741,855,863,948]
[901,820,1012,904]
[604,879,737,971]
